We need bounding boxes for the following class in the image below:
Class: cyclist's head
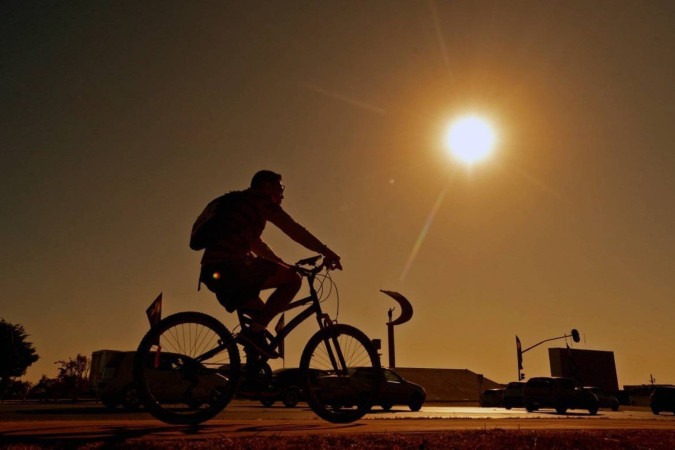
[251,170,284,204]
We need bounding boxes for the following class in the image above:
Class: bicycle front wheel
[133,312,241,425]
[299,324,381,423]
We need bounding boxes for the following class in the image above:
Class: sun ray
[304,83,387,115]
[499,161,568,203]
[400,179,452,282]
[427,0,453,79]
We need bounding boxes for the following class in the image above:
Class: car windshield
[529,379,551,388]
[383,370,402,383]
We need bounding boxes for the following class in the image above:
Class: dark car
[585,387,620,411]
[479,388,504,407]
[376,368,426,411]
[255,368,324,408]
[523,377,599,415]
[502,381,525,409]
[341,368,426,411]
[650,386,675,415]
[266,368,304,407]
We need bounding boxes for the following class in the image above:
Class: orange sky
[2,1,674,387]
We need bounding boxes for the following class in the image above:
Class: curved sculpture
[380,290,413,326]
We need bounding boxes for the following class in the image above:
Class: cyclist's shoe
[239,328,279,359]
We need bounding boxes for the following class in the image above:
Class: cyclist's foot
[239,328,279,359]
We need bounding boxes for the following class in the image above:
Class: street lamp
[516,329,580,381]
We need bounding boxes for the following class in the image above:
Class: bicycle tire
[299,324,381,423]
[133,312,241,425]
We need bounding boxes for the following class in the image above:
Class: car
[523,377,599,415]
[502,381,525,409]
[252,368,324,408]
[329,367,426,412]
[585,387,620,411]
[650,386,675,415]
[262,368,304,408]
[376,368,426,411]
[479,388,504,407]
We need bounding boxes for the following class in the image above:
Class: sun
[444,115,497,165]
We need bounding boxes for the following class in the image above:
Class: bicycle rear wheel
[133,312,241,425]
[299,324,381,423]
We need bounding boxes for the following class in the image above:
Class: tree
[55,353,90,400]
[0,318,39,399]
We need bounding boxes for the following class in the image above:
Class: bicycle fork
[318,315,349,375]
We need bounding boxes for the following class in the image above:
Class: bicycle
[133,255,382,425]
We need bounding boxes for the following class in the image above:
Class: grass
[3,430,675,450]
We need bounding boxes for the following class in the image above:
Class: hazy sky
[2,1,674,387]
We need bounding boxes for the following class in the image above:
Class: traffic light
[516,336,523,370]
[571,329,580,343]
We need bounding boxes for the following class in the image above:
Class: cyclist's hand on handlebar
[322,248,342,271]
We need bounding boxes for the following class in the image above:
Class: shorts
[200,258,278,313]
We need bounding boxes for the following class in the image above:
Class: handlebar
[295,255,322,267]
[294,255,341,276]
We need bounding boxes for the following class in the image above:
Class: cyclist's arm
[268,207,342,268]
[269,208,329,253]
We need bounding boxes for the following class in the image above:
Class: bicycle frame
[194,258,349,374]
[267,268,333,353]
[250,259,351,374]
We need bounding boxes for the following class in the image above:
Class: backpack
[189,192,239,250]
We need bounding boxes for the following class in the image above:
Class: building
[548,347,619,392]
[395,368,502,402]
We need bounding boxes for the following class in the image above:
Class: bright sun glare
[444,115,497,165]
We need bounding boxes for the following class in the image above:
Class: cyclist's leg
[254,263,301,329]
[238,297,265,330]
[240,296,265,314]
[223,259,296,359]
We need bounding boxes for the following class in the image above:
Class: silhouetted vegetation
[0,318,39,400]
[54,354,90,400]
[0,379,32,400]
[26,375,60,402]
[21,354,92,402]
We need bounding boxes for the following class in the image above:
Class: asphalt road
[1,400,674,444]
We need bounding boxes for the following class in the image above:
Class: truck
[89,350,142,410]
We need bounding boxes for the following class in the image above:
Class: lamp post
[516,329,580,381]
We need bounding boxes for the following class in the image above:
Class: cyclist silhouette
[198,170,341,358]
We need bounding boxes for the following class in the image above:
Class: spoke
[311,342,337,371]
[194,324,211,359]
[163,326,183,354]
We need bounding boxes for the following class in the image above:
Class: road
[1,400,674,444]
